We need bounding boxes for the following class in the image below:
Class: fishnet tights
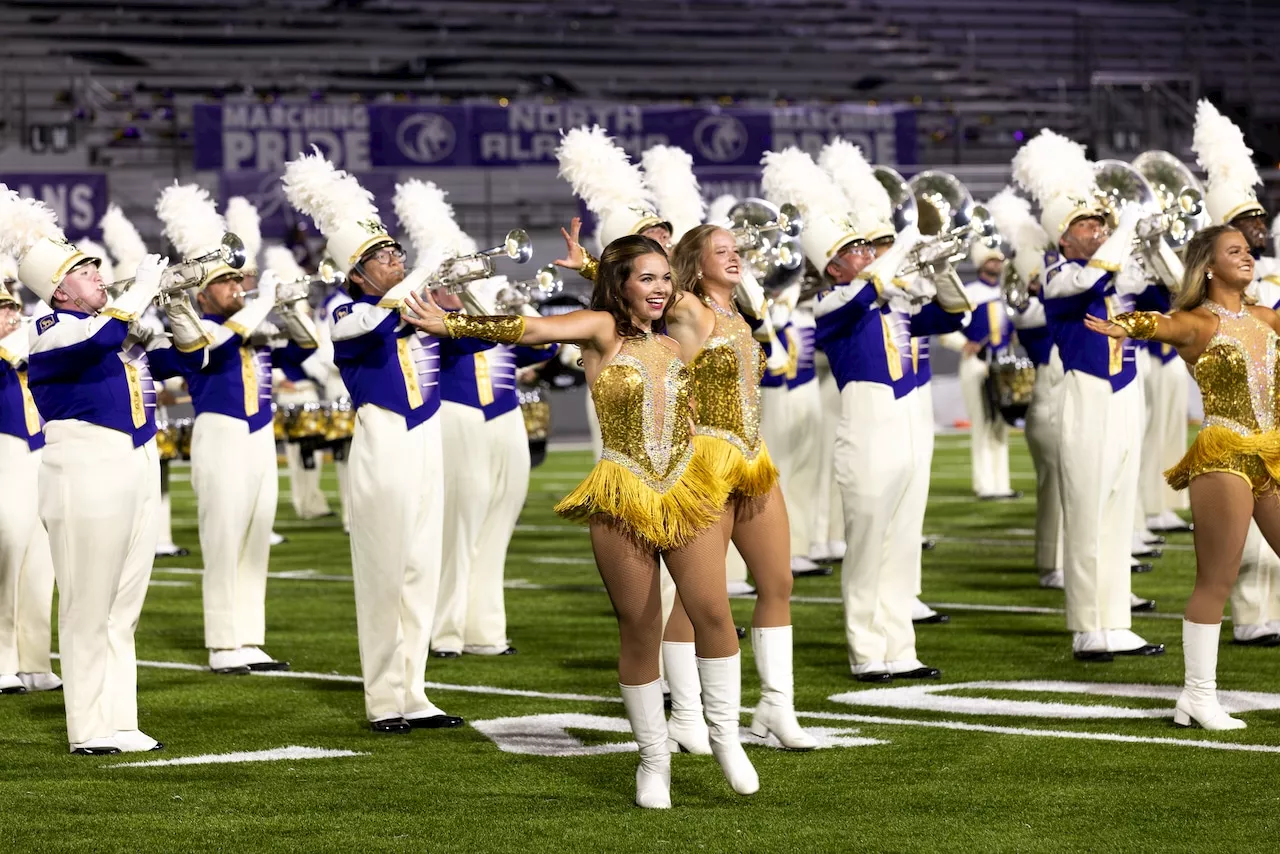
[591,515,739,685]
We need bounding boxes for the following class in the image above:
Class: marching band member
[404,235,756,807]
[987,190,1068,588]
[1194,100,1280,645]
[818,140,961,626]
[0,274,57,695]
[393,178,545,659]
[2,187,209,754]
[1086,223,1278,729]
[316,277,354,534]
[1012,130,1163,662]
[259,240,336,523]
[809,345,846,564]
[156,184,306,675]
[283,149,461,734]
[956,238,1017,500]
[100,204,190,558]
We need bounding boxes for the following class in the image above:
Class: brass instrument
[247,257,346,306]
[496,265,563,313]
[873,166,919,233]
[1132,151,1207,248]
[112,233,247,302]
[434,230,534,292]
[1001,259,1031,312]
[898,171,998,278]
[726,198,805,293]
[1095,158,1199,288]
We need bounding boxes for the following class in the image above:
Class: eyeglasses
[838,242,874,259]
[367,246,406,266]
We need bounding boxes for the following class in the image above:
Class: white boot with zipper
[749,626,817,750]
[662,641,712,754]
[619,679,672,808]
[1174,620,1246,731]
[697,653,759,795]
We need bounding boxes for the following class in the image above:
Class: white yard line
[105,746,367,769]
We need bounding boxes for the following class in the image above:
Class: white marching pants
[434,404,529,651]
[156,461,177,551]
[812,356,845,553]
[277,381,332,520]
[1139,353,1190,517]
[1232,522,1280,637]
[349,406,444,721]
[909,381,935,598]
[958,354,1011,497]
[1025,350,1065,574]
[761,380,822,557]
[39,421,158,746]
[835,382,922,671]
[191,414,278,650]
[1057,372,1140,633]
[0,435,54,676]
[335,456,351,533]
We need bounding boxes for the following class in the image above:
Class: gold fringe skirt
[554,448,730,551]
[692,433,780,499]
[1165,425,1280,495]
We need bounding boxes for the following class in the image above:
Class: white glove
[106,254,168,320]
[1116,204,1144,233]
[0,326,30,366]
[733,269,768,319]
[1091,208,1142,271]
[164,295,213,352]
[225,269,278,338]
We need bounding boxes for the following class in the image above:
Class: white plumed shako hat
[156,182,239,287]
[0,184,100,305]
[556,126,666,250]
[282,147,397,276]
[818,138,895,243]
[1012,129,1104,246]
[762,147,858,270]
[1192,99,1266,226]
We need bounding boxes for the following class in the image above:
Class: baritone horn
[113,233,247,302]
[898,171,998,277]
[726,198,805,292]
[435,229,534,292]
[873,165,919,233]
[1132,150,1207,248]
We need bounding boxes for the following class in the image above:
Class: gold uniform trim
[988,302,1003,347]
[102,306,137,323]
[17,371,40,436]
[1105,297,1123,376]
[474,351,494,406]
[123,362,146,428]
[0,344,15,366]
[881,313,903,381]
[350,235,397,269]
[1087,257,1121,273]
[396,337,424,410]
[225,320,250,339]
[239,346,260,417]
[1224,201,1267,225]
[52,250,92,285]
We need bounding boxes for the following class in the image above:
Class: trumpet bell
[1093,160,1159,226]
[777,203,803,237]
[907,170,975,237]
[727,198,805,293]
[1132,150,1207,248]
[502,229,534,264]
[219,233,247,270]
[873,166,919,233]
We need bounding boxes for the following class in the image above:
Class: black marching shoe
[1073,650,1115,663]
[1130,598,1158,613]
[1131,562,1154,574]
[893,666,942,680]
[735,626,747,640]
[854,671,893,684]
[913,613,951,625]
[431,650,461,659]
[407,714,465,729]
[979,491,1024,501]
[1132,546,1163,559]
[921,537,938,551]
[1231,633,1280,647]
[371,717,411,734]
[1116,643,1166,657]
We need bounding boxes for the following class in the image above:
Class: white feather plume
[556,126,654,216]
[1192,99,1261,193]
[1011,129,1096,206]
[0,184,66,260]
[75,239,113,283]
[393,179,476,275]
[762,147,852,217]
[818,138,892,224]
[224,196,263,268]
[263,245,307,282]
[1271,215,1280,258]
[283,146,381,238]
[985,187,1050,286]
[706,194,738,226]
[0,253,17,282]
[156,182,226,259]
[641,144,705,241]
[100,203,148,280]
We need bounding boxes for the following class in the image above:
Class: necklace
[1203,299,1248,319]
[702,295,736,317]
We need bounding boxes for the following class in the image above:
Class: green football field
[4,434,1279,853]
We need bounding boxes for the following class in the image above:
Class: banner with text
[0,173,108,239]
[218,170,400,240]
[195,102,916,171]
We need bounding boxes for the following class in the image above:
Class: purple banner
[0,173,108,239]
[219,171,399,240]
[195,101,917,172]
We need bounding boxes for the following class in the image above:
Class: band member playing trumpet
[0,279,57,696]
[284,150,462,735]
[2,186,210,754]
[1013,130,1163,662]
[1086,224,1277,729]
[403,236,757,808]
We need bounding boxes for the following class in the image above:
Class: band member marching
[283,149,462,734]
[2,187,210,754]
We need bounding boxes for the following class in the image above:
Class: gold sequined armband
[1111,311,1160,340]
[579,252,599,282]
[441,313,527,345]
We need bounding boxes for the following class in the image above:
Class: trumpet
[1001,259,1031,312]
[113,233,247,302]
[727,199,805,293]
[496,265,564,313]
[434,230,534,293]
[247,257,346,305]
[897,171,998,277]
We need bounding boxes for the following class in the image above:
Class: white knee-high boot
[749,626,817,750]
[1174,620,1246,731]
[697,653,759,795]
[661,642,711,754]
[619,680,672,809]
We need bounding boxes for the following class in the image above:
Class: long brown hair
[591,234,669,338]
[1173,224,1249,311]
[670,223,728,299]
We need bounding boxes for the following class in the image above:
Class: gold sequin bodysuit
[688,299,779,497]
[555,334,729,549]
[1166,300,1280,494]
